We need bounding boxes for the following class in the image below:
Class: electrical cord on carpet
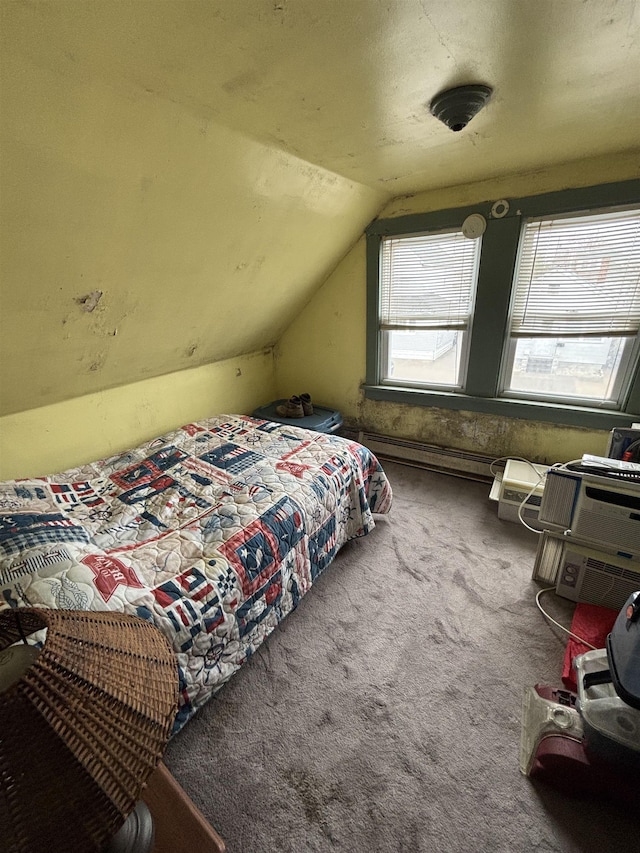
[491,456,603,646]
[535,586,596,650]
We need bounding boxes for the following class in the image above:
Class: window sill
[361,384,639,429]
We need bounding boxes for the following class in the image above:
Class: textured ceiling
[11,0,640,195]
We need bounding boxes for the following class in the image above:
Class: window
[501,208,640,408]
[379,229,481,389]
[365,180,640,429]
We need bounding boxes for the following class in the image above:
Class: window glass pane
[502,205,640,407]
[380,230,480,330]
[384,330,464,387]
[378,228,480,389]
[508,336,628,403]
[511,209,640,337]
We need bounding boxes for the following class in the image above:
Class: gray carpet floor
[164,460,637,852]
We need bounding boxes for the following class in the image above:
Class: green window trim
[365,179,640,430]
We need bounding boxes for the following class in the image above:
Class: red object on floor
[528,733,640,806]
[561,602,618,692]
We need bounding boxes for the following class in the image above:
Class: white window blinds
[511,208,640,338]
[380,230,480,331]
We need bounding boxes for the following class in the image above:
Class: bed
[0,415,392,731]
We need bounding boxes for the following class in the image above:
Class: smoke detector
[429,84,493,132]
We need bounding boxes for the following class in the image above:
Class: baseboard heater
[346,430,495,482]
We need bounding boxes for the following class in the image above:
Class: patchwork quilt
[0,415,392,731]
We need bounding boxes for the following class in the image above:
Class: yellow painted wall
[0,349,275,480]
[275,152,640,464]
[0,3,383,478]
[0,49,381,415]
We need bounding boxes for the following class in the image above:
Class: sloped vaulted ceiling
[1,0,639,415]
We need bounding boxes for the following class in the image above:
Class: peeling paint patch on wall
[359,398,609,465]
[76,291,103,313]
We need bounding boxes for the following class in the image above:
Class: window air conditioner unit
[538,467,640,559]
[533,530,640,611]
[495,459,547,528]
[489,459,547,528]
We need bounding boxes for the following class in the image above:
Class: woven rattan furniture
[0,608,178,853]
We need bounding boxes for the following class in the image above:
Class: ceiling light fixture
[429,84,493,132]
